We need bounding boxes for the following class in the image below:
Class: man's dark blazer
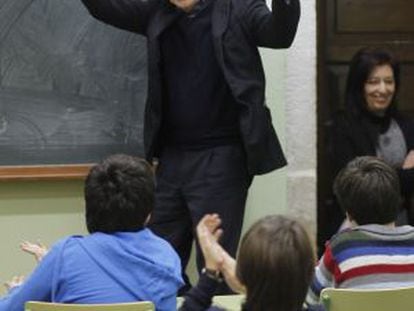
[81,0,300,175]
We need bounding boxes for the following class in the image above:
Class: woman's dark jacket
[80,0,300,175]
[332,111,414,197]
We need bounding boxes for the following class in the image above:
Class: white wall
[285,0,317,235]
[0,181,86,295]
[243,50,288,232]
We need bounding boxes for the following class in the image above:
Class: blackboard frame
[0,164,92,181]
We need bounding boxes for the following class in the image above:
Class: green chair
[25,301,155,311]
[320,286,414,311]
[212,294,244,311]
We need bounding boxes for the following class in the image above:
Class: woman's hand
[403,150,414,169]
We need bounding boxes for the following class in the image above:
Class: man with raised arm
[80,0,300,293]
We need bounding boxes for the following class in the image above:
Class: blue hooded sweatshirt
[0,228,183,311]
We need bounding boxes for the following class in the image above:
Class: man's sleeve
[0,244,60,311]
[80,0,157,34]
[243,0,300,48]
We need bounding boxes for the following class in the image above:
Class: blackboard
[0,0,147,167]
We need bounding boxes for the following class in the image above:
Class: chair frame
[321,286,414,311]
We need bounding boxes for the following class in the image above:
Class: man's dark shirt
[160,0,240,149]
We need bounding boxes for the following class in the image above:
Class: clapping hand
[196,214,246,293]
[196,214,224,271]
[20,240,48,262]
[4,275,25,292]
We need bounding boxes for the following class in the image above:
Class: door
[317,0,414,254]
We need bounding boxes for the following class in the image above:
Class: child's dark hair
[85,154,154,233]
[334,156,400,225]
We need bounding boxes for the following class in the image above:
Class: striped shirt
[306,224,414,305]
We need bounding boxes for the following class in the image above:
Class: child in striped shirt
[306,156,414,306]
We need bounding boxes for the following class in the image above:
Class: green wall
[244,49,288,230]
[0,181,86,295]
[0,50,287,295]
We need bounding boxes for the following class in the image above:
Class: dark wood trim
[0,164,93,181]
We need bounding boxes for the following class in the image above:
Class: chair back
[25,301,155,311]
[212,294,244,311]
[320,286,414,311]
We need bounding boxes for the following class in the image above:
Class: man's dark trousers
[149,143,252,294]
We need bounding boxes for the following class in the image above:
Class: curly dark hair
[84,154,154,233]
